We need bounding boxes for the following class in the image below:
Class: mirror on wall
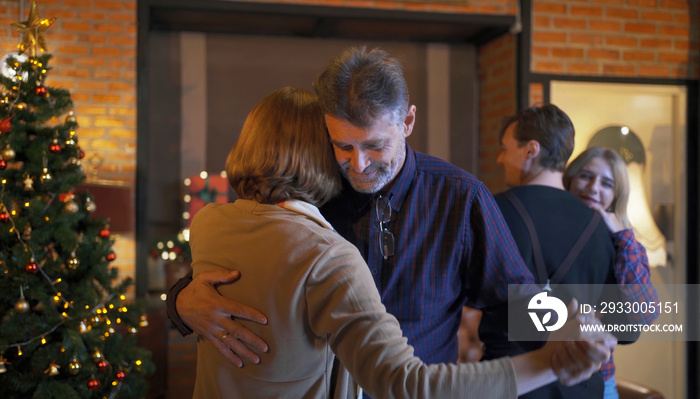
[551,80,688,399]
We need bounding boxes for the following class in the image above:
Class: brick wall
[531,0,699,79]
[478,33,517,193]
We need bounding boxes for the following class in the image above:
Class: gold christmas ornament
[139,314,149,327]
[64,200,78,213]
[14,298,30,313]
[68,252,79,269]
[23,175,33,191]
[15,287,30,313]
[40,167,52,183]
[22,225,31,240]
[91,348,103,360]
[0,355,8,373]
[44,361,60,376]
[2,145,14,160]
[12,1,56,57]
[68,358,81,375]
[85,198,96,213]
[69,157,84,173]
[65,111,77,124]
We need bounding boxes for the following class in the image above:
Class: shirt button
[371,268,378,274]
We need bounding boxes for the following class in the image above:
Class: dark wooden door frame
[136,0,516,294]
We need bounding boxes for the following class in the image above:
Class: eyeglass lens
[376,196,394,259]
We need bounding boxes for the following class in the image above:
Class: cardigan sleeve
[305,241,518,399]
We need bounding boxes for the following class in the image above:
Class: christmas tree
[0,2,154,398]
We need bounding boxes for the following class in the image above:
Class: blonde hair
[563,146,631,229]
[226,87,341,207]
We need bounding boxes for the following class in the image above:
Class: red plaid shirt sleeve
[612,229,659,325]
[601,229,660,381]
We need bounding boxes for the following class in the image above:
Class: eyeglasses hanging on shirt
[375,195,394,260]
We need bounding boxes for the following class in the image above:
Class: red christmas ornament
[0,211,9,222]
[115,370,126,381]
[107,252,116,261]
[99,228,110,239]
[59,190,74,203]
[77,148,85,159]
[35,85,47,97]
[87,377,100,391]
[0,158,6,170]
[25,262,38,274]
[49,139,62,154]
[0,117,11,133]
[96,359,109,372]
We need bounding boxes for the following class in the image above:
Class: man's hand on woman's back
[175,270,269,367]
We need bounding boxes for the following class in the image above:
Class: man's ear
[526,140,540,159]
[403,105,416,138]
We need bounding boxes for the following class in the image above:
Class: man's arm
[166,269,269,367]
[166,271,195,335]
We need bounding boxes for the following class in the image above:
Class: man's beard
[341,140,405,194]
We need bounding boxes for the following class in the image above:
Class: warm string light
[0,293,138,360]
[0,320,65,356]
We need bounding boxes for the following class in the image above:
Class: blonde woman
[564,146,659,399]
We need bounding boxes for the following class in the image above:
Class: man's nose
[350,151,371,173]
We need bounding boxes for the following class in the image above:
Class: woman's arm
[308,243,614,398]
[611,229,659,325]
[589,204,659,325]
